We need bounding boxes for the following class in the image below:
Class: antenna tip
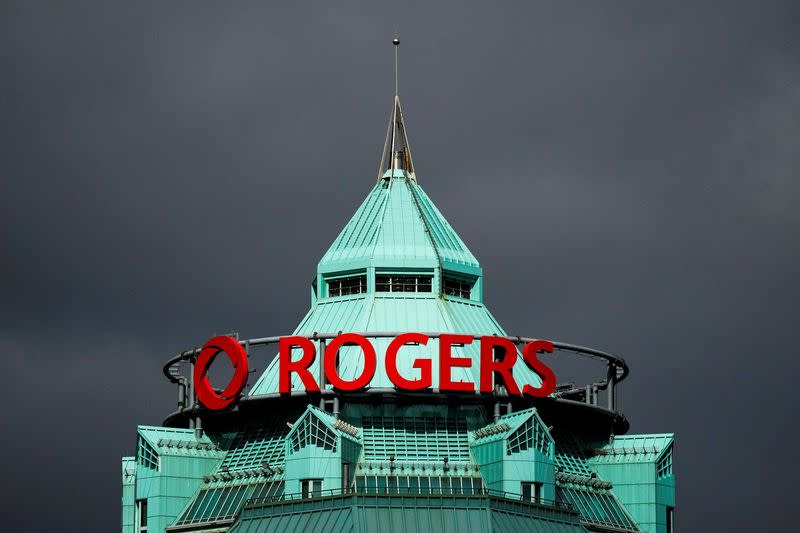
[393,38,400,46]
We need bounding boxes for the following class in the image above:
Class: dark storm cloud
[1,1,798,531]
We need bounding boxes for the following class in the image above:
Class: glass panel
[375,274,433,293]
[450,477,461,494]
[328,275,366,297]
[443,277,472,298]
[361,416,470,462]
[137,499,147,532]
[376,275,391,291]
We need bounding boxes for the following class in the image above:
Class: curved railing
[162,332,629,416]
[244,486,576,514]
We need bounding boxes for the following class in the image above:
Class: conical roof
[318,170,481,275]
[248,98,541,396]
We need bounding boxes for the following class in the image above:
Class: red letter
[279,336,319,393]
[479,336,521,394]
[439,334,475,392]
[521,340,557,398]
[386,333,432,390]
[194,335,249,410]
[324,333,376,391]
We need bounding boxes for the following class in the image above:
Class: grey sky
[1,1,798,531]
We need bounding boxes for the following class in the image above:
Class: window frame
[136,499,148,533]
[521,481,542,504]
[300,478,323,499]
[443,276,474,299]
[325,272,367,298]
[667,506,675,533]
[375,272,433,294]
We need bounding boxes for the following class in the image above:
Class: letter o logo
[193,335,249,410]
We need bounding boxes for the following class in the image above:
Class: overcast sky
[1,1,798,531]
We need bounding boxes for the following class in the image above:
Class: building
[121,88,675,533]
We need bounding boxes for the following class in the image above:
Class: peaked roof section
[319,176,480,274]
[471,408,547,445]
[319,96,479,276]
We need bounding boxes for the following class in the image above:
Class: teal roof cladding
[471,408,547,446]
[318,173,480,274]
[230,493,586,533]
[588,434,674,464]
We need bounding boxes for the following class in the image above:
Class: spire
[393,36,399,97]
[377,39,416,182]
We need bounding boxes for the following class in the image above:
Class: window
[136,500,148,533]
[353,475,482,496]
[521,482,542,504]
[327,274,366,297]
[361,416,470,462]
[667,506,674,533]
[376,274,432,293]
[301,479,322,499]
[137,437,159,471]
[657,445,673,478]
[443,277,472,299]
[507,417,552,456]
[289,414,338,453]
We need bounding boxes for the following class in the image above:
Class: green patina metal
[229,493,585,533]
[121,96,676,533]
[587,435,676,532]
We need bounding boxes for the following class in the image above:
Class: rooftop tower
[121,40,676,533]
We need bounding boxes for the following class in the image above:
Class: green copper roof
[231,493,586,533]
[588,433,674,464]
[472,408,546,445]
[318,173,480,275]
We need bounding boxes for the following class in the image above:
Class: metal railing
[163,331,629,415]
[244,486,575,513]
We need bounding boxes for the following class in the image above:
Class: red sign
[196,333,557,410]
[278,333,556,398]
[193,335,249,410]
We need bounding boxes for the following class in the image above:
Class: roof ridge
[403,176,444,293]
[365,174,396,264]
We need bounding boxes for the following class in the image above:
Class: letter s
[521,340,557,398]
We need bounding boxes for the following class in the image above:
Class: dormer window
[327,274,367,297]
[443,277,472,299]
[376,274,432,293]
